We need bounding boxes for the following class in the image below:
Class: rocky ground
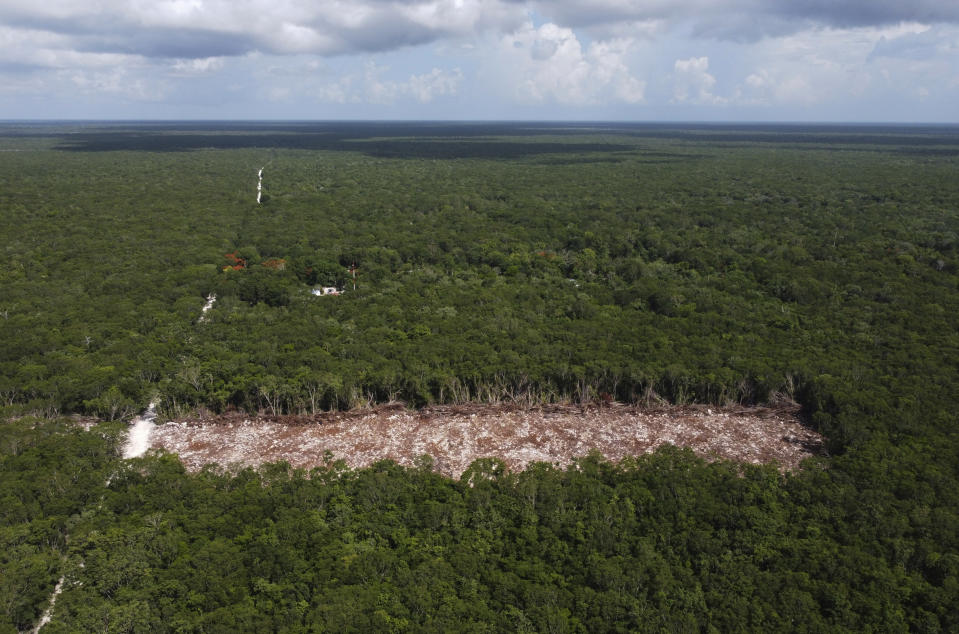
[147,401,823,477]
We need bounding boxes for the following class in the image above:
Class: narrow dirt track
[148,402,823,478]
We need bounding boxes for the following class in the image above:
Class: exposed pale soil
[122,401,157,459]
[145,402,823,477]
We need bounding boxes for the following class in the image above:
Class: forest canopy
[1,122,958,631]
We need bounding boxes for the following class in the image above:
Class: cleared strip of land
[148,402,822,477]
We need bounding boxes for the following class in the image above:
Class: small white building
[311,287,341,296]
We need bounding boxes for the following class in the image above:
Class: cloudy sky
[1,1,957,121]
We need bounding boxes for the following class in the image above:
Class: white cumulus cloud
[312,62,462,105]
[672,56,724,104]
[407,67,463,102]
[491,22,645,105]
[0,0,957,119]
[171,56,225,75]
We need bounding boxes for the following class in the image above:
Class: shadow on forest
[609,123,959,149]
[50,133,639,160]
[533,151,699,165]
[40,122,642,160]
[6,120,956,158]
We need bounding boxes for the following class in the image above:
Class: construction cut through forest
[144,402,823,477]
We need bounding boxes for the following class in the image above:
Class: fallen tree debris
[148,402,823,477]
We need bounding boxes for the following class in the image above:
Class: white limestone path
[122,401,158,459]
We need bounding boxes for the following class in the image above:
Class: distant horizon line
[2,118,958,127]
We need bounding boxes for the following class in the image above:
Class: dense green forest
[2,122,959,631]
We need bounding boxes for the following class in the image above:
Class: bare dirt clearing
[147,402,822,477]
